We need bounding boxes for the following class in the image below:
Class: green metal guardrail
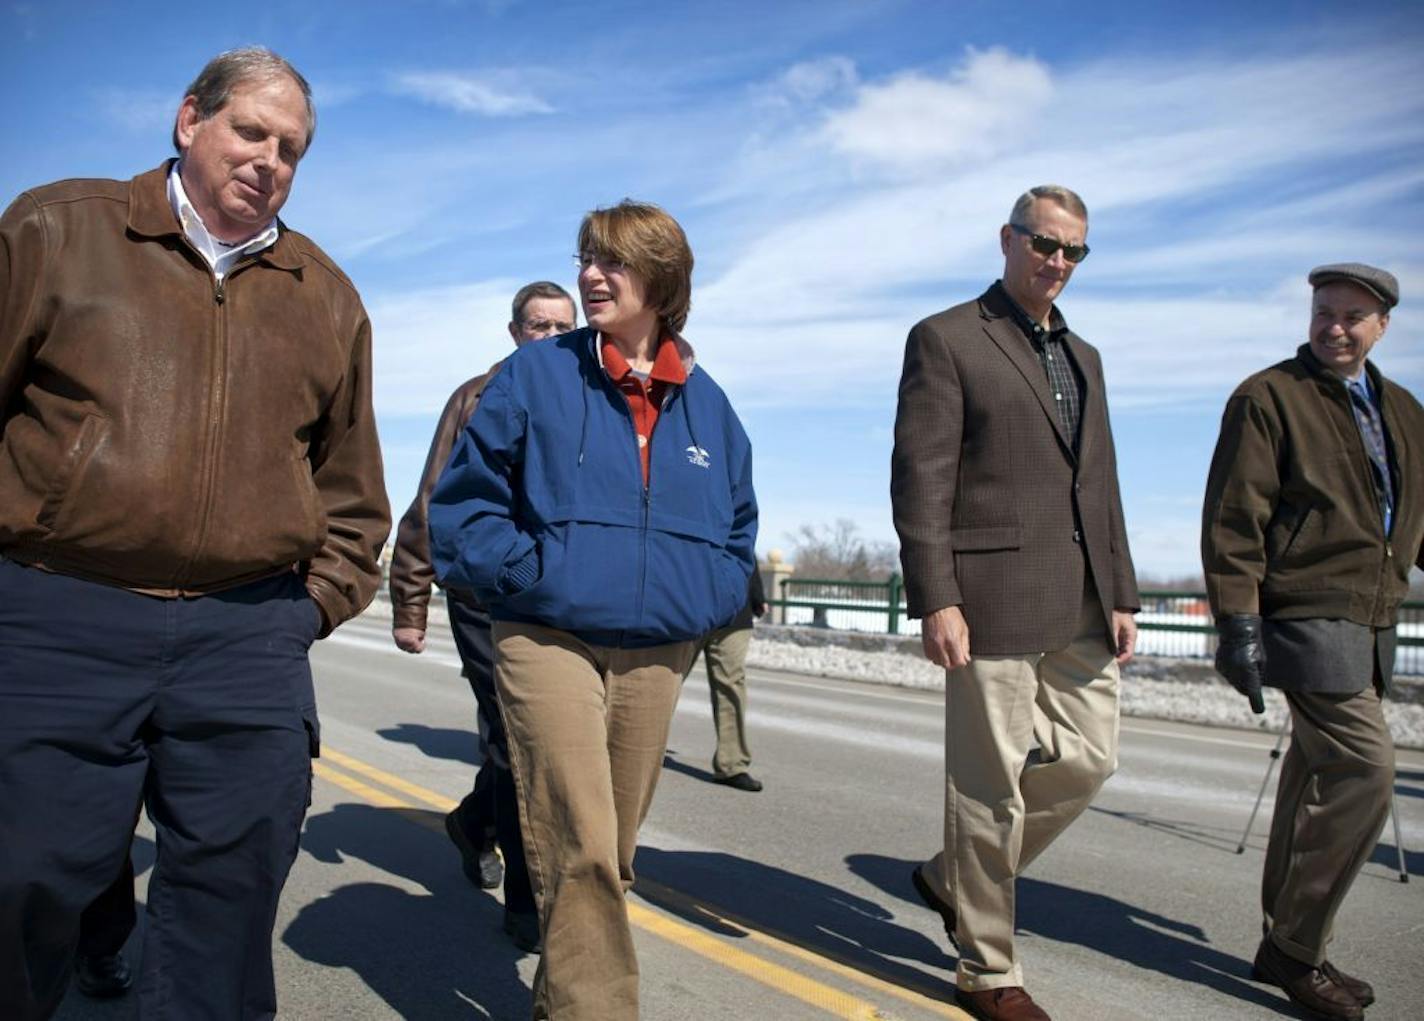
[773,575,1424,662]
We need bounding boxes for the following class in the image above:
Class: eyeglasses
[574,253,628,273]
[1009,223,1090,263]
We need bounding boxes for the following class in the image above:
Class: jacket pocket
[504,520,641,632]
[951,524,1023,552]
[1266,506,1314,564]
[37,414,106,533]
[640,529,743,640]
[289,453,326,539]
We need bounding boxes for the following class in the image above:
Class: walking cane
[1236,722,1290,854]
[1389,794,1409,884]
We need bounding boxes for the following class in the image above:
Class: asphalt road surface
[55,613,1424,1020]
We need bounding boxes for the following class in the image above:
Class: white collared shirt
[167,163,279,282]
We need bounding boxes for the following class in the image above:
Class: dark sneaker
[1251,937,1363,1020]
[911,863,959,951]
[75,953,133,998]
[712,772,763,792]
[445,809,503,890]
[954,985,1050,1020]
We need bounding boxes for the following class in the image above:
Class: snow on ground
[747,625,1424,750]
[360,598,1424,749]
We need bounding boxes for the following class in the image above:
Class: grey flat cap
[1308,262,1399,309]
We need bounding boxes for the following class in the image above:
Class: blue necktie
[1348,380,1394,535]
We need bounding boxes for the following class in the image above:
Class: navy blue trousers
[446,595,534,914]
[0,559,320,1020]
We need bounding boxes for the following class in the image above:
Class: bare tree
[784,519,898,581]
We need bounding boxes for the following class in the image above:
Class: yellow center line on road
[312,745,969,1021]
[636,878,962,1019]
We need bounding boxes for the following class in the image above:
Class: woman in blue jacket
[430,200,757,1021]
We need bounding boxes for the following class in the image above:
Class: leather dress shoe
[74,952,133,998]
[1321,960,1374,1008]
[713,772,763,792]
[954,986,1050,1021]
[503,909,542,954]
[910,864,959,951]
[445,810,503,890]
[1252,937,1363,1020]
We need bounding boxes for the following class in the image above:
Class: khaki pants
[921,590,1120,990]
[696,625,754,778]
[1263,687,1394,966]
[493,621,698,1021]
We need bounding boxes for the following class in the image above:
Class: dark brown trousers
[1263,687,1394,965]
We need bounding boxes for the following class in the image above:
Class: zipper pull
[215,280,225,305]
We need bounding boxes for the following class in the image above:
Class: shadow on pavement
[633,846,957,1003]
[849,853,1286,1015]
[378,721,482,767]
[660,752,720,786]
[1089,804,1245,854]
[1367,839,1420,879]
[283,802,530,1019]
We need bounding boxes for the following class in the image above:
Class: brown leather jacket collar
[128,161,305,272]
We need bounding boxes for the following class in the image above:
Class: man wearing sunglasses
[891,185,1139,1021]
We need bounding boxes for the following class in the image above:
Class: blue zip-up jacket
[429,328,757,648]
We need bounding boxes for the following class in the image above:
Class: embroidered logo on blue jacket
[685,445,711,468]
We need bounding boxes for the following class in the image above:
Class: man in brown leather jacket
[0,48,390,1021]
[1203,263,1423,1021]
[388,280,575,954]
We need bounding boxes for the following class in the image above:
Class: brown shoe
[910,864,958,951]
[1320,960,1374,1007]
[954,986,1050,1021]
[1251,938,1363,1020]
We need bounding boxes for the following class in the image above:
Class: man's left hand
[1111,611,1137,665]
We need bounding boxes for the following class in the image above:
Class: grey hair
[171,47,316,153]
[511,280,575,324]
[1008,184,1088,227]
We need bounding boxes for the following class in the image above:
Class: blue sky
[4,0,1422,579]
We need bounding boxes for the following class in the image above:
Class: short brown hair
[172,47,315,154]
[511,280,574,324]
[577,200,694,333]
[1008,184,1088,227]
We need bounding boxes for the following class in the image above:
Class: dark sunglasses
[1010,223,1090,263]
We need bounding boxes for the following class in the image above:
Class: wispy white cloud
[820,48,1052,174]
[757,56,858,107]
[390,71,554,116]
[684,39,1424,411]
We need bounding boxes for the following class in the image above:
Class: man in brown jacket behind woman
[389,280,576,953]
[1203,263,1424,1021]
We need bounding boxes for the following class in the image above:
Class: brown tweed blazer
[890,284,1139,655]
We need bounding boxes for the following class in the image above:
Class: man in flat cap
[1202,263,1423,1020]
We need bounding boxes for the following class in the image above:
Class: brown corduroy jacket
[891,284,1139,656]
[1202,344,1424,626]
[389,364,503,631]
[0,164,390,632]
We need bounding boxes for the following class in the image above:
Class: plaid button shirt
[1000,284,1083,449]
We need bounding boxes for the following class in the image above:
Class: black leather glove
[1215,614,1266,714]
